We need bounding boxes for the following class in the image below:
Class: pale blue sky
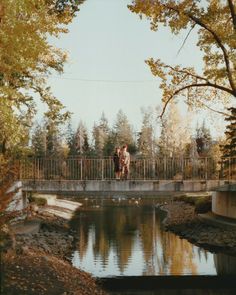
[43,0,223,136]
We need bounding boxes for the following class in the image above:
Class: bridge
[19,156,236,193]
[16,156,236,222]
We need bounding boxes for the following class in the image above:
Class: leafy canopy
[128,0,236,116]
[0,0,85,156]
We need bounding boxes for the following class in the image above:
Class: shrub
[28,196,47,206]
[194,197,212,213]
[174,194,212,213]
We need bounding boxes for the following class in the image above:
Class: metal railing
[18,156,236,181]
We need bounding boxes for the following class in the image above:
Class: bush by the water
[174,195,211,213]
[194,197,212,213]
[28,195,47,206]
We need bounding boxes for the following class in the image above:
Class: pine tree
[31,123,47,157]
[222,107,236,157]
[67,121,90,156]
[137,109,154,157]
[92,113,109,157]
[66,122,77,156]
[45,120,62,157]
[113,110,135,151]
[195,121,212,156]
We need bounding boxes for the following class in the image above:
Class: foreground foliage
[0,0,85,157]
[128,0,236,115]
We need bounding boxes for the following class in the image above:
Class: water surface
[70,197,217,277]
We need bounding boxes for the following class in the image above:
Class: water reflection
[70,198,217,277]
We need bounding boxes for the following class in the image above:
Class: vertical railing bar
[101,158,104,180]
[205,157,208,180]
[80,158,83,180]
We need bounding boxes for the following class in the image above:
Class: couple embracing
[113,144,130,180]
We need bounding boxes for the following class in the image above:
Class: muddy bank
[14,214,75,261]
[162,201,236,256]
[2,213,107,295]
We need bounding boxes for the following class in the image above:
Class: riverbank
[162,201,236,256]
[2,212,107,295]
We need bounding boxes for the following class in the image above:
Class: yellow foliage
[0,0,84,156]
[128,0,236,115]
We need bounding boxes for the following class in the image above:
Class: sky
[42,0,225,137]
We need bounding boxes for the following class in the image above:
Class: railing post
[229,157,231,181]
[19,159,22,180]
[80,158,83,180]
[205,157,208,180]
[143,159,146,180]
[164,157,167,179]
[101,159,104,180]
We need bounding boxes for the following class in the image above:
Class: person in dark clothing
[113,147,121,179]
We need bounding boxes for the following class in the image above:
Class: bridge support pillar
[212,190,236,219]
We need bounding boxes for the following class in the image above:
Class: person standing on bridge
[113,147,121,179]
[120,144,130,180]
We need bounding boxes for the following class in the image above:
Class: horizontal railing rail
[18,156,236,181]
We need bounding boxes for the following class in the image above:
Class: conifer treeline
[30,108,218,158]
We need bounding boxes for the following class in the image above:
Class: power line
[47,76,158,83]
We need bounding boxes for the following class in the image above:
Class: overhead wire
[45,75,158,83]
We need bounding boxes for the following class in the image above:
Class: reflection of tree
[164,233,197,275]
[93,230,110,267]
[70,201,199,275]
[140,208,166,275]
[70,211,90,260]
[116,235,135,273]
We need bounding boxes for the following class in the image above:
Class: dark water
[69,197,225,277]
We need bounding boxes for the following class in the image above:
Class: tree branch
[176,24,196,56]
[163,3,236,94]
[159,82,235,118]
[198,101,229,117]
[161,64,210,83]
[228,0,236,31]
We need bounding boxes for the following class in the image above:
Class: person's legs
[124,166,129,179]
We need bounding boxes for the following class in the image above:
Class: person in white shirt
[119,144,130,179]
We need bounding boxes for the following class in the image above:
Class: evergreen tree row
[29,107,217,159]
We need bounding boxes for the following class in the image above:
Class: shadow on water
[68,196,236,294]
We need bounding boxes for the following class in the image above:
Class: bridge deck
[21,179,234,193]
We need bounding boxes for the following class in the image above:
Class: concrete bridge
[22,179,231,194]
[17,156,236,221]
[21,178,236,221]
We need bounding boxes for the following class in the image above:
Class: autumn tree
[158,102,191,157]
[0,102,31,157]
[128,1,236,116]
[0,0,86,157]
